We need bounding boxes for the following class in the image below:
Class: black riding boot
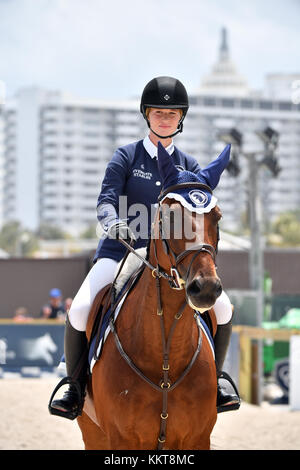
[214,320,240,413]
[48,316,88,420]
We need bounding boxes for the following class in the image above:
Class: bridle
[154,182,218,290]
[109,182,219,449]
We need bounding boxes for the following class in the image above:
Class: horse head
[154,141,230,311]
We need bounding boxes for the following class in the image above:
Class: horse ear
[157,141,179,188]
[199,144,231,190]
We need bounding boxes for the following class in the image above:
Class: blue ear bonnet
[157,141,230,213]
[167,169,205,186]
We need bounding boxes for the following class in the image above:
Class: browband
[158,182,212,202]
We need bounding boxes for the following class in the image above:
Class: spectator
[64,297,73,315]
[40,288,66,320]
[13,307,33,323]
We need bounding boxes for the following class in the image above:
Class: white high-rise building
[1,29,300,235]
[2,88,147,235]
[264,74,300,102]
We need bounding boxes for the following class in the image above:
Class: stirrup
[217,370,241,414]
[48,376,84,420]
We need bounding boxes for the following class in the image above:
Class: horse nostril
[187,277,222,300]
[215,280,222,298]
[187,279,202,297]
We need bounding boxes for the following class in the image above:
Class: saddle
[86,283,112,344]
[202,308,217,339]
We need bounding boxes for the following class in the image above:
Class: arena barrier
[0,320,65,377]
[1,320,300,410]
[232,325,300,409]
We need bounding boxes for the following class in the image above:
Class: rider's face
[147,108,182,139]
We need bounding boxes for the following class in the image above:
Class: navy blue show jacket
[94,139,202,263]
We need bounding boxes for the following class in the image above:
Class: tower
[198,27,249,97]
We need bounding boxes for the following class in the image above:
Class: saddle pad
[88,293,128,372]
[195,313,215,359]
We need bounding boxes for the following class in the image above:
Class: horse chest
[98,360,216,441]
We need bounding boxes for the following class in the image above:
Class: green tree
[19,231,40,256]
[270,211,300,246]
[36,223,69,240]
[0,221,21,255]
[80,223,98,239]
[0,221,39,256]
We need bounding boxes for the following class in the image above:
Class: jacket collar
[143,135,174,159]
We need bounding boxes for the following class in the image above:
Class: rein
[109,182,217,449]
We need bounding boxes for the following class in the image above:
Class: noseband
[154,182,218,290]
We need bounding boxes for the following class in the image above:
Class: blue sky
[0,0,299,100]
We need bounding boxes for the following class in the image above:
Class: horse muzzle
[186,276,222,311]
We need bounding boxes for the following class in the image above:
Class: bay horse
[77,142,231,450]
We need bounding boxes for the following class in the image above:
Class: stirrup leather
[48,376,84,420]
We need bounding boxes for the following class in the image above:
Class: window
[221,98,235,108]
[241,99,253,108]
[259,101,273,110]
[279,102,292,111]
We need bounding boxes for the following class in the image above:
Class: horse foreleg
[77,412,109,450]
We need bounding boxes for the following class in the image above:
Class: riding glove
[107,221,136,244]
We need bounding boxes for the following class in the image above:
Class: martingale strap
[109,309,202,394]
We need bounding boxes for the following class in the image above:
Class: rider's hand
[107,221,136,244]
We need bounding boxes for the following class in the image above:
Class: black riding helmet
[140,76,189,139]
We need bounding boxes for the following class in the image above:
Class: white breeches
[68,258,233,332]
[68,258,118,331]
[212,290,233,325]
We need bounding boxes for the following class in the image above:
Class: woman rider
[49,76,240,419]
